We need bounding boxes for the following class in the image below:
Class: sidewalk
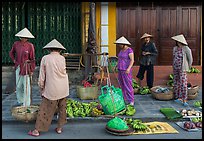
[2,85,202,122]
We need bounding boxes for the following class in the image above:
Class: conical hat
[140,33,153,39]
[114,36,131,45]
[43,39,66,50]
[171,34,188,45]
[15,28,35,38]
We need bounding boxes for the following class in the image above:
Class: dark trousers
[136,64,154,88]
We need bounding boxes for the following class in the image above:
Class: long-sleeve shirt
[38,52,69,100]
[173,46,193,72]
[139,41,158,65]
[9,40,36,75]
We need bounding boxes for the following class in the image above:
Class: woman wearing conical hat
[136,33,158,89]
[114,36,135,106]
[171,34,193,106]
[28,39,69,136]
[9,27,36,107]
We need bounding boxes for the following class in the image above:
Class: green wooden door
[2,2,82,65]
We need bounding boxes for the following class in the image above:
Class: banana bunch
[131,119,147,131]
[124,118,147,131]
[66,98,100,117]
[91,107,104,116]
[124,118,133,125]
[147,124,163,132]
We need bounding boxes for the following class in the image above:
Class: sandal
[28,130,40,137]
[174,99,183,104]
[55,128,63,134]
[183,102,189,107]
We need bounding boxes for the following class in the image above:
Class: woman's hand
[126,68,130,74]
[142,51,151,55]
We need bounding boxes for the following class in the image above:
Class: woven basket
[76,85,98,100]
[11,105,39,122]
[188,85,199,95]
[150,86,174,101]
[188,92,198,100]
[187,85,199,100]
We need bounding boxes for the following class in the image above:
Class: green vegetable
[193,101,202,107]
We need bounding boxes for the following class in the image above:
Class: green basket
[98,85,125,115]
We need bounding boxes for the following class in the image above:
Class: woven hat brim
[43,39,66,50]
[171,34,188,45]
[15,28,35,38]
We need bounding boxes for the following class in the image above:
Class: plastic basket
[98,85,125,115]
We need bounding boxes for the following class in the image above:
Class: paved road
[2,85,202,139]
[2,120,202,139]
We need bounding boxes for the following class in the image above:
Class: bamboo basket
[188,85,199,95]
[11,105,39,122]
[76,85,98,100]
[187,85,199,100]
[150,86,174,101]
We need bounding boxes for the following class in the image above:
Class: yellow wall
[83,2,117,57]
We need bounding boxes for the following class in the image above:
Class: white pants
[16,66,31,106]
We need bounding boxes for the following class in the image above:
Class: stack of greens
[160,108,183,120]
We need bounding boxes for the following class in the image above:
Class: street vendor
[136,33,158,89]
[9,27,36,106]
[28,39,69,137]
[171,34,193,106]
[114,36,134,106]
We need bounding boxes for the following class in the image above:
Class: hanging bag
[98,85,125,115]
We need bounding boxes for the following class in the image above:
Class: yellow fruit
[149,124,156,129]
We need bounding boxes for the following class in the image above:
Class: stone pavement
[2,85,202,122]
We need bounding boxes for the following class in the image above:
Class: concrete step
[2,66,85,88]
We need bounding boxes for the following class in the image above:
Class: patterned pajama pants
[35,97,67,132]
[173,69,188,100]
[118,70,134,104]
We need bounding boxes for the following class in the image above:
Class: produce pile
[187,67,200,73]
[124,118,147,131]
[132,79,140,89]
[154,86,170,93]
[166,74,174,87]
[132,79,151,94]
[66,98,100,117]
[183,121,202,129]
[124,104,136,116]
[193,101,202,108]
[179,108,202,117]
[65,99,137,117]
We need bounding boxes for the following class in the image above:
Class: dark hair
[176,41,186,46]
